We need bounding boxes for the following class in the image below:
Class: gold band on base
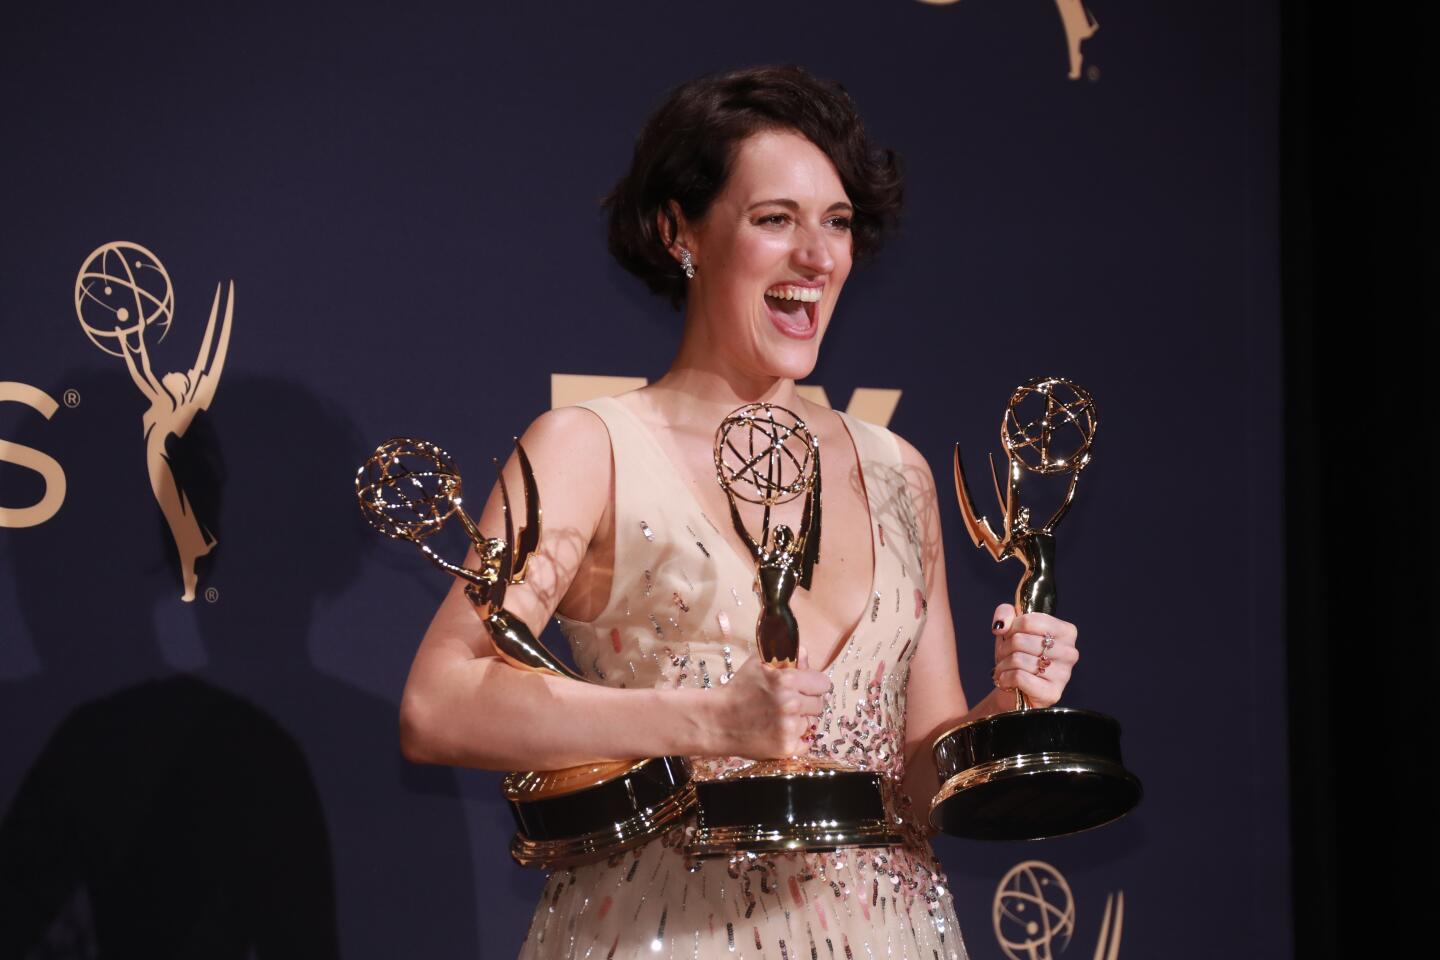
[721,756,856,779]
[932,751,1133,805]
[687,819,904,857]
[509,781,697,869]
[501,758,652,802]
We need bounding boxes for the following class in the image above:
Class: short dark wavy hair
[604,65,904,308]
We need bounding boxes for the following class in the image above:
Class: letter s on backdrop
[0,382,66,528]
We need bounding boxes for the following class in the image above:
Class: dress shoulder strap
[835,411,927,589]
[566,394,689,537]
[834,410,903,474]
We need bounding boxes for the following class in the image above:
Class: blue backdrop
[1,1,1288,956]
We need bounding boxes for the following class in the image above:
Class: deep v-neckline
[603,396,880,675]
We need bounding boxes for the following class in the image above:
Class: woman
[399,65,1080,958]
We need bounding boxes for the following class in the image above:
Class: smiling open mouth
[764,284,820,339]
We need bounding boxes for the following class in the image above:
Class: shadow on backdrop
[0,371,476,958]
[0,368,338,959]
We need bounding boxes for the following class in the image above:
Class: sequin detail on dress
[521,397,967,959]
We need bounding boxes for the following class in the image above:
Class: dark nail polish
[993,619,1005,631]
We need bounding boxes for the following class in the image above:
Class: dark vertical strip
[1281,3,1436,956]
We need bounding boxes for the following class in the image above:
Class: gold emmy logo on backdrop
[917,0,1100,79]
[993,860,1124,960]
[73,241,234,602]
[551,374,902,427]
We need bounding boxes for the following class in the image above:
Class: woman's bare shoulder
[507,404,615,539]
[522,403,612,454]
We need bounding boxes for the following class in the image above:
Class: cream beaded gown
[518,396,967,960]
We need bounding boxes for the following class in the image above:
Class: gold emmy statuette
[930,377,1141,841]
[356,438,694,867]
[687,403,904,856]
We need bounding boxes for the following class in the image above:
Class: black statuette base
[507,755,693,842]
[504,755,696,868]
[689,765,904,856]
[930,707,1142,842]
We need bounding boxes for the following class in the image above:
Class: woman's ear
[656,200,694,266]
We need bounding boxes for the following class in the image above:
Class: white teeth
[764,285,823,303]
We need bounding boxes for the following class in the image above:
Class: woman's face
[680,129,854,382]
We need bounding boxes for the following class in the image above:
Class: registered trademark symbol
[204,587,219,603]
[1086,65,1101,82]
[62,389,81,408]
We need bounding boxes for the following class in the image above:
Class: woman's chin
[762,341,821,383]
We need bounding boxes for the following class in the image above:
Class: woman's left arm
[894,438,1081,826]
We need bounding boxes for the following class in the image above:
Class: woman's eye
[754,212,851,230]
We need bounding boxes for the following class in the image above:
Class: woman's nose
[792,224,835,274]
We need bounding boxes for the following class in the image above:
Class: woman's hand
[991,603,1079,708]
[705,646,832,759]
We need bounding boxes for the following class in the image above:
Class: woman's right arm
[395,405,830,771]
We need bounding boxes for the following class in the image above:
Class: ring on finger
[1036,654,1052,676]
[1041,632,1055,653]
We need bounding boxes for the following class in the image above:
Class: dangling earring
[680,248,695,280]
